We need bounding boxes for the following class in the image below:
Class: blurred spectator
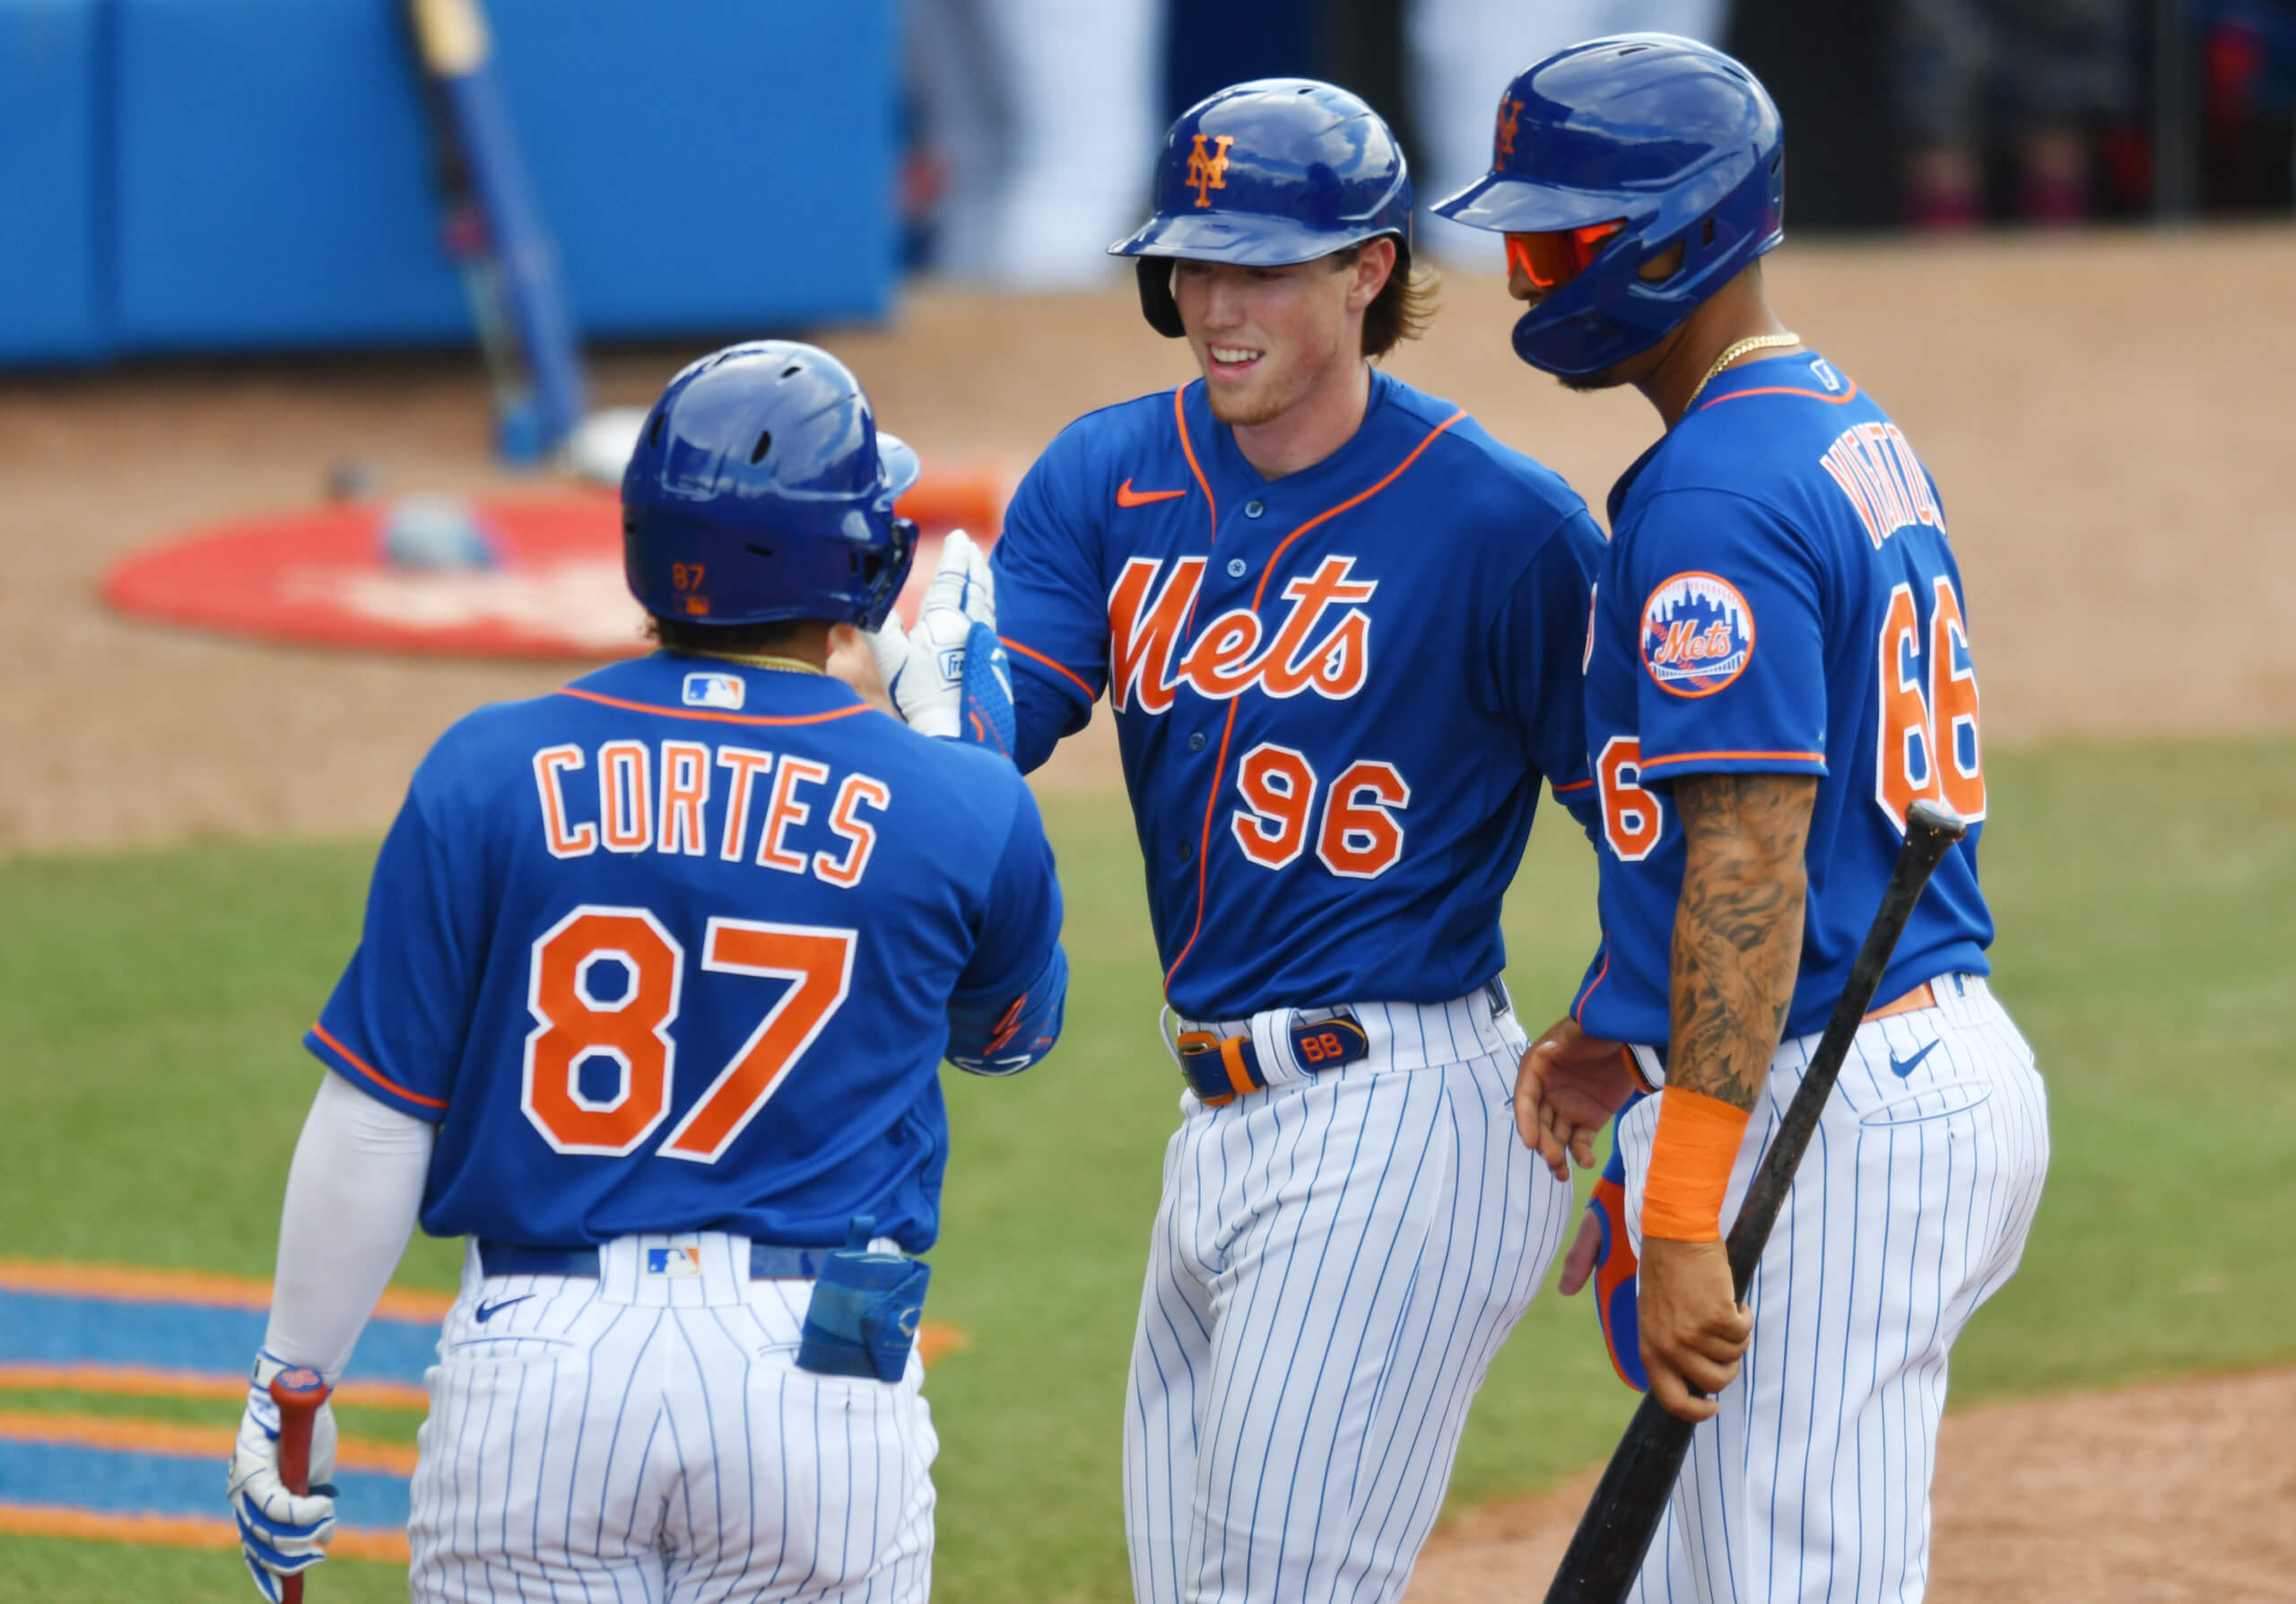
[906,0,1161,288]
[1895,0,2135,229]
[1410,0,1733,265]
[2200,0,2296,208]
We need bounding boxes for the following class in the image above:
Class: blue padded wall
[0,0,107,362]
[106,0,896,354]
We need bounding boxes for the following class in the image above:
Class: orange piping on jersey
[1696,380,1860,412]
[0,1260,450,1323]
[0,1504,412,1562]
[310,1023,449,1111]
[556,688,875,728]
[1552,777,1595,795]
[1172,385,1221,639]
[1572,946,1610,1025]
[1161,407,1468,994]
[1636,748,1825,768]
[1001,636,1097,702]
[1174,385,1217,542]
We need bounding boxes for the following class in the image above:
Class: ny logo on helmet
[1495,97,1524,160]
[1187,134,1237,207]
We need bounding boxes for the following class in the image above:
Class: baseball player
[966,78,1603,1603]
[223,341,1065,1603]
[1436,37,2051,1600]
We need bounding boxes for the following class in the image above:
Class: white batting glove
[866,529,1002,741]
[225,1352,340,1603]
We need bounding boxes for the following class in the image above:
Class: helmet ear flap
[1136,259,1186,339]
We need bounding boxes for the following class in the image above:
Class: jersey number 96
[1231,743,1410,879]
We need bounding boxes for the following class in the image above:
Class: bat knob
[268,1366,329,1411]
[1905,798,1967,842]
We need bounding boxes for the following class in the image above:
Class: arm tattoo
[1668,772,1819,1111]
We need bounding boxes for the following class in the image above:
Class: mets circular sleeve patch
[1640,571,1755,697]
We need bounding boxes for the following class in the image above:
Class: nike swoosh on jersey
[1887,1040,1940,1079]
[474,1295,533,1324]
[1117,478,1187,508]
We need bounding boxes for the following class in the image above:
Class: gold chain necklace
[1683,332,1802,412]
[690,649,823,677]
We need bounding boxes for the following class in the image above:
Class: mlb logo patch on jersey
[1642,572,1755,697]
[646,1246,703,1278]
[682,672,744,710]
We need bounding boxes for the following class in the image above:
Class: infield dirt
[4,229,2291,1597]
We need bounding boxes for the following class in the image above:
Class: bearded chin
[1205,385,1291,428]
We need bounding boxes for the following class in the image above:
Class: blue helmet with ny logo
[622,341,920,631]
[1109,78,1413,338]
[1432,35,1785,378]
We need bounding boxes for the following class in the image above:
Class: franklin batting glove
[225,1351,340,1603]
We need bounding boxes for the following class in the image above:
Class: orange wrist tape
[1641,1085,1752,1242]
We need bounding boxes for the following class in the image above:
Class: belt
[1176,1010,1370,1107]
[1631,979,1943,1087]
[476,1240,828,1280]
[1864,979,1936,1023]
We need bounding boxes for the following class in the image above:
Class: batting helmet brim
[877,432,922,502]
[1109,210,1397,268]
[1431,172,1648,237]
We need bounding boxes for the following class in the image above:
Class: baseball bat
[404,0,588,463]
[1543,797,1969,1604]
[267,1366,331,1604]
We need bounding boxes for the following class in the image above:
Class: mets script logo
[1187,134,1237,207]
[1107,554,1374,713]
[1496,97,1524,160]
[1641,571,1754,697]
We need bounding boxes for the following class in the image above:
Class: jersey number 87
[522,906,856,1163]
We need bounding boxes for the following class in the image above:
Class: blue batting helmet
[622,341,920,631]
[1432,35,1785,378]
[1109,78,1413,339]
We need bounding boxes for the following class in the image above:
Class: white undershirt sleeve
[259,1070,437,1383]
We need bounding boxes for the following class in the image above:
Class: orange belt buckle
[1176,1029,1265,1105]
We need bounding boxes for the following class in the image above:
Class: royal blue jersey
[992,370,1602,1020]
[1572,353,1993,1048]
[305,653,1063,1254]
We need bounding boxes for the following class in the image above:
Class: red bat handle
[267,1366,331,1604]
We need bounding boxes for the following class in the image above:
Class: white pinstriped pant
[1619,973,2051,1604]
[407,1234,935,1603]
[1126,991,1573,1603]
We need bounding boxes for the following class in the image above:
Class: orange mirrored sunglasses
[1504,221,1627,290]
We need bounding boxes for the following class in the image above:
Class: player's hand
[1635,1236,1752,1423]
[1513,1016,1636,1181]
[866,529,1003,741]
[225,1358,340,1601]
[1556,1208,1603,1296]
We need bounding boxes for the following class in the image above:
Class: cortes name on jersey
[1106,554,1375,714]
[531,739,891,888]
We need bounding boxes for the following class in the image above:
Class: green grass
[3,739,2292,1601]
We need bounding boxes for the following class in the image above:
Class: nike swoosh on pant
[475,1295,532,1324]
[1888,1040,1940,1079]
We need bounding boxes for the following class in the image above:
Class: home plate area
[99,472,1008,660]
[0,1259,964,1559]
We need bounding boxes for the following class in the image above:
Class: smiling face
[1170,241,1394,428]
